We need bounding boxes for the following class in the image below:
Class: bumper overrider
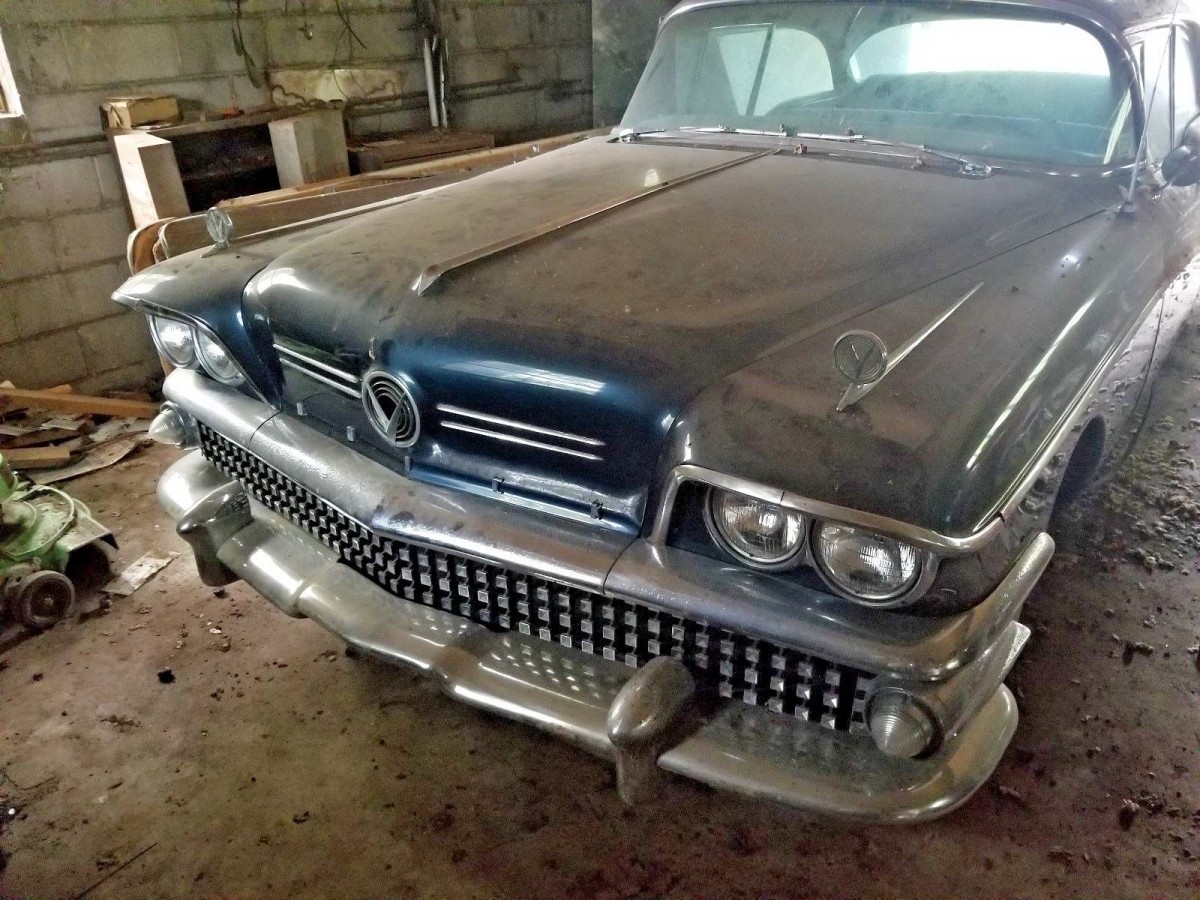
[155,370,1049,822]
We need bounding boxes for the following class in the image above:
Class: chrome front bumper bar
[156,372,1050,821]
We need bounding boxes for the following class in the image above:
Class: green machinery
[0,455,112,630]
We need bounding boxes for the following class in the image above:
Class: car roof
[664,0,1199,35]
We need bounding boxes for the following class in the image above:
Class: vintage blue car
[117,0,1200,820]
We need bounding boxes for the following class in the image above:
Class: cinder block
[532,5,590,46]
[75,357,164,395]
[52,205,131,271]
[65,260,129,325]
[453,91,537,136]
[452,49,519,88]
[231,74,272,112]
[264,14,353,68]
[77,311,156,373]
[2,273,72,339]
[0,303,17,346]
[62,23,182,87]
[0,220,57,283]
[93,155,123,205]
[0,329,88,389]
[474,6,531,50]
[346,107,429,139]
[350,12,421,62]
[558,42,592,82]
[4,157,104,219]
[6,24,72,92]
[444,4,480,52]
[177,18,266,76]
[22,90,110,142]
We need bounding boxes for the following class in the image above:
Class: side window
[1174,29,1199,143]
[753,30,833,115]
[1137,27,1173,160]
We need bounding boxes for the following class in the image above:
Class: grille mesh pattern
[199,425,871,733]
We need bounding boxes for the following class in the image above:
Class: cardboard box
[102,95,180,130]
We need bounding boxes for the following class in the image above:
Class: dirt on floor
[1,327,1200,900]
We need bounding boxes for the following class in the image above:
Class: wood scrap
[0,388,158,419]
[1,428,90,450]
[4,446,76,470]
[102,552,178,597]
[0,383,73,416]
[33,435,150,485]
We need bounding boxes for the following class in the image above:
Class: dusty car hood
[248,137,1123,531]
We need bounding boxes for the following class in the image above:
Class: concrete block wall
[0,0,593,391]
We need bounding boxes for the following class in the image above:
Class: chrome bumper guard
[157,373,1050,822]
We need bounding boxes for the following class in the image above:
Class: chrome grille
[198,425,871,733]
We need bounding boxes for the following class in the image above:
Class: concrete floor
[2,325,1200,899]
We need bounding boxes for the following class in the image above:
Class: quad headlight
[705,488,807,571]
[196,330,245,385]
[150,316,197,368]
[148,314,245,386]
[814,522,922,604]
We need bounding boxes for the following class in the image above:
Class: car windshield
[621,2,1138,167]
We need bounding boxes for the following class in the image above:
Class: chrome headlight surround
[703,487,808,572]
[145,309,248,387]
[670,472,941,610]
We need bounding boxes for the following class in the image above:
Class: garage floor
[2,326,1199,899]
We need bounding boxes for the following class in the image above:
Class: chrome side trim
[159,450,1024,822]
[651,465,1007,557]
[436,404,605,447]
[440,421,605,462]
[837,283,983,412]
[411,149,775,295]
[273,343,360,384]
[277,356,360,398]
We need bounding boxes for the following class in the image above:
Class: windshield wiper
[792,132,993,177]
[616,125,788,142]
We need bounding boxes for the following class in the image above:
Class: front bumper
[156,371,1050,822]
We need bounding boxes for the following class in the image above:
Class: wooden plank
[4,446,74,470]
[0,428,88,450]
[351,130,494,173]
[0,383,73,416]
[0,388,158,419]
[112,131,190,229]
[269,109,349,188]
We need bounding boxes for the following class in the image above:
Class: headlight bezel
[696,481,935,609]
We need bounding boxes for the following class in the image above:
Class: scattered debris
[1122,641,1156,664]
[102,552,178,598]
[1119,799,1140,830]
[292,811,310,824]
[156,668,175,685]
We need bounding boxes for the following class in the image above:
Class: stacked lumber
[0,383,157,482]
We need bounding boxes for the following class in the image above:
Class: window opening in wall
[0,28,22,116]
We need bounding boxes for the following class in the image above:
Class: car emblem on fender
[834,331,889,388]
[362,372,421,448]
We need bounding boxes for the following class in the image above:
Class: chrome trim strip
[837,283,984,412]
[651,465,1006,557]
[440,421,604,461]
[411,149,775,295]
[159,450,1025,822]
[273,343,360,384]
[277,356,361,398]
[437,404,605,447]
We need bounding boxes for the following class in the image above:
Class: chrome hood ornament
[835,283,984,412]
[205,207,235,250]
